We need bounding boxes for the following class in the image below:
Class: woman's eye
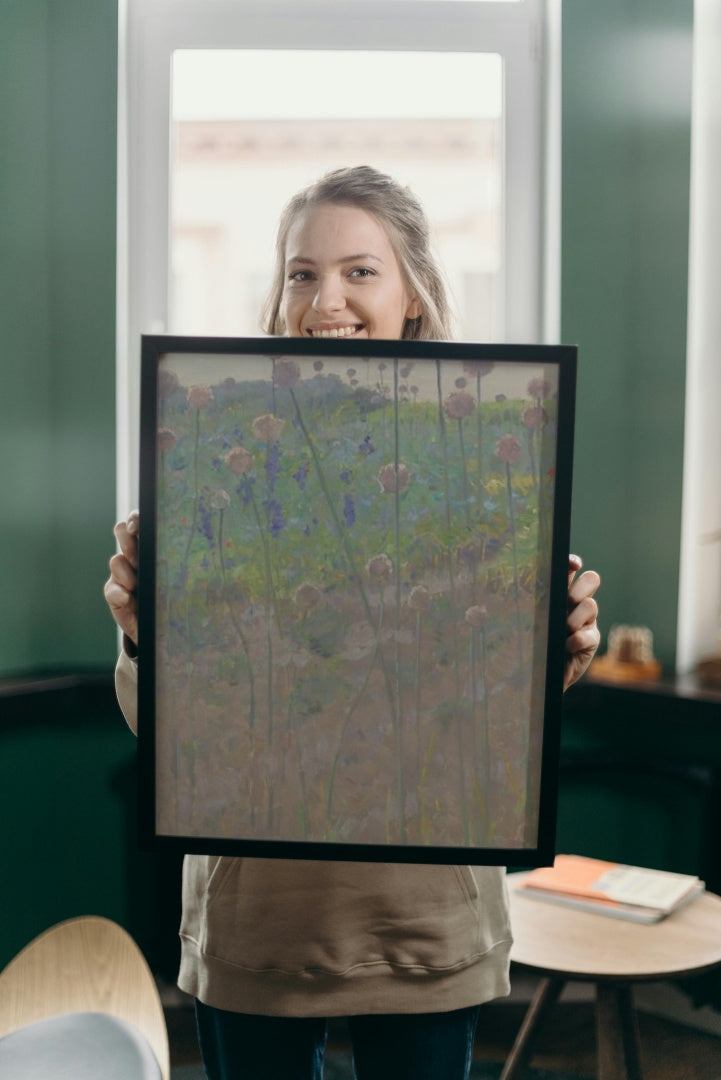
[288,269,313,283]
[349,267,375,279]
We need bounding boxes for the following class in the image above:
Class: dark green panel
[0,0,118,674]
[562,0,693,668]
[0,685,133,966]
[0,681,183,976]
[0,1,55,671]
[47,0,118,667]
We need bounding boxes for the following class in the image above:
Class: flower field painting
[138,337,576,864]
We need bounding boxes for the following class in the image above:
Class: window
[117,0,557,510]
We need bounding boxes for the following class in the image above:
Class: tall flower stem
[179,407,202,589]
[467,619,490,832]
[414,610,423,789]
[435,362,469,843]
[475,372,484,486]
[245,485,277,830]
[391,362,406,834]
[217,506,257,826]
[505,461,525,668]
[456,418,471,526]
[179,406,203,704]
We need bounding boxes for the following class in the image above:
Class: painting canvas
[138,336,576,864]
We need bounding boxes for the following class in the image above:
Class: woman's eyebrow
[286,253,384,266]
[339,253,384,265]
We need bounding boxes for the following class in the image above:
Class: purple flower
[198,497,214,542]
[265,443,281,490]
[294,463,309,489]
[237,476,255,506]
[343,493,356,527]
[339,469,351,484]
[266,499,286,537]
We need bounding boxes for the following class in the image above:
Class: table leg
[596,982,643,1080]
[499,976,565,1080]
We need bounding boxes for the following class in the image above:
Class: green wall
[0,2,694,675]
[0,0,118,676]
[562,0,693,669]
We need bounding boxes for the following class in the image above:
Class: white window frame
[676,0,721,675]
[117,0,558,512]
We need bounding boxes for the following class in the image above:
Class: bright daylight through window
[170,50,503,343]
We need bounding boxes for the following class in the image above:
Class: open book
[515,854,705,923]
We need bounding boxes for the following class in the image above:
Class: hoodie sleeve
[115,641,139,736]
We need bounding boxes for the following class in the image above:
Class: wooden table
[502,873,721,1080]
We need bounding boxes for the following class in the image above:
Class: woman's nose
[312,274,345,314]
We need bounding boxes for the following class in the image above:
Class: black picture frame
[138,336,576,865]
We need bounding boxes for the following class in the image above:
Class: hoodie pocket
[185,858,509,976]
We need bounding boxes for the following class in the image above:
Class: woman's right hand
[103,510,139,646]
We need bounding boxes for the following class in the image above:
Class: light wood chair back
[0,915,169,1080]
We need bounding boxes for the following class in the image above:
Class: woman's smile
[306,323,365,339]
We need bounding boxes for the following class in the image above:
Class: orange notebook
[516,855,704,923]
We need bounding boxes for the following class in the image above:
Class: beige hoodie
[116,650,512,1016]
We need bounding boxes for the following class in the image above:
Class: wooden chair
[0,915,170,1079]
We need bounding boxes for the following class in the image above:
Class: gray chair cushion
[0,1011,162,1079]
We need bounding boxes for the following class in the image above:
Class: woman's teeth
[310,325,360,338]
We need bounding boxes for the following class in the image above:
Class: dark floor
[165,989,721,1079]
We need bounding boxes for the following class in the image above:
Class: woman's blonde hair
[261,165,453,341]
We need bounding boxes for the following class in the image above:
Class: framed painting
[137,336,577,865]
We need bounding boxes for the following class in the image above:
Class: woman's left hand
[564,555,601,691]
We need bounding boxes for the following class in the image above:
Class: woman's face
[280,203,421,340]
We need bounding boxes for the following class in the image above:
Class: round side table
[502,873,721,1080]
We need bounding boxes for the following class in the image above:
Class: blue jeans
[195,1000,481,1080]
